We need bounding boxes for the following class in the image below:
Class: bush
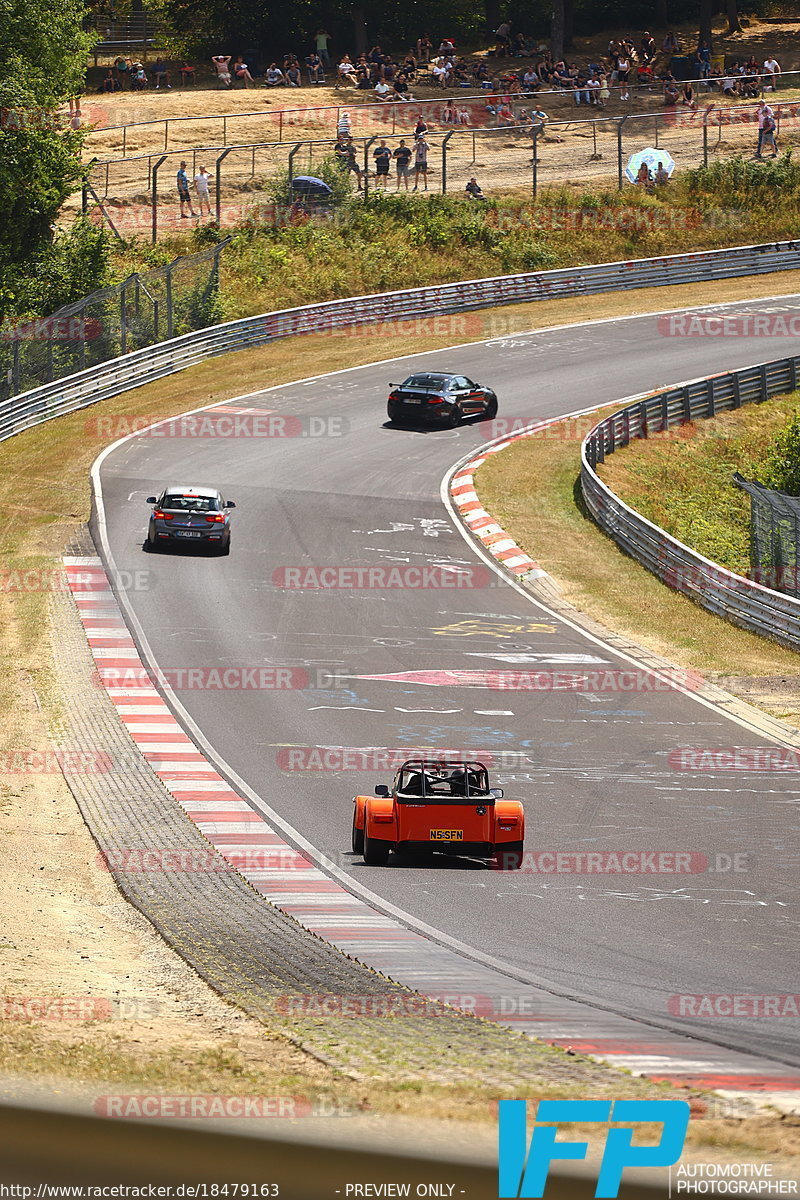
[761,410,800,495]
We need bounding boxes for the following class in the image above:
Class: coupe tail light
[427,396,445,405]
[389,391,399,401]
[153,510,173,521]
[205,513,225,523]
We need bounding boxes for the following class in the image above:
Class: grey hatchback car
[145,485,235,555]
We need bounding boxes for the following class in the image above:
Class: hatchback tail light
[153,510,173,521]
[205,513,225,523]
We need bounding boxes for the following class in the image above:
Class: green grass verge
[598,394,800,577]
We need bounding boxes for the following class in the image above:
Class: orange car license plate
[430,829,464,841]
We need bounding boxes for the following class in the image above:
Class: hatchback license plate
[175,530,202,538]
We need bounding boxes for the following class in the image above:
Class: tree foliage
[762,412,800,497]
[0,0,104,323]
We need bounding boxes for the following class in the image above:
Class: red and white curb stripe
[63,554,800,1110]
[450,447,547,581]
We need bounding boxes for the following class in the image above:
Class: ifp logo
[498,1099,690,1197]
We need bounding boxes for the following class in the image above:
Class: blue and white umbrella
[625,148,676,183]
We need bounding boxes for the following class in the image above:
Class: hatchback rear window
[162,495,219,512]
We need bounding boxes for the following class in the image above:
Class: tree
[0,0,91,273]
[551,0,565,62]
[763,413,800,496]
[699,0,713,51]
[726,0,742,34]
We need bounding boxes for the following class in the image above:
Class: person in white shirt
[337,56,357,86]
[763,56,781,90]
[431,60,448,87]
[374,79,391,100]
[194,166,211,216]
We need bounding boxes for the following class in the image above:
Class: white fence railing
[3,239,799,445]
[581,356,800,651]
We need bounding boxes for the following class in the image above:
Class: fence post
[151,153,167,244]
[683,386,691,423]
[287,142,302,186]
[441,130,453,194]
[363,135,377,197]
[661,392,669,432]
[166,265,174,339]
[164,119,169,152]
[279,111,284,141]
[707,377,715,417]
[791,357,798,392]
[122,125,127,157]
[532,123,542,199]
[223,115,227,145]
[11,339,20,396]
[640,399,648,437]
[120,279,128,355]
[215,146,235,225]
[616,117,626,191]
[81,182,89,216]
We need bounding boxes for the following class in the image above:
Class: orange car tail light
[373,814,394,823]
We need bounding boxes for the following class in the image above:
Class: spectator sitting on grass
[662,31,679,54]
[654,161,670,186]
[211,54,232,87]
[465,176,487,200]
[522,66,539,92]
[306,52,324,82]
[265,62,284,86]
[431,58,448,87]
[441,100,457,123]
[234,57,255,86]
[416,35,432,63]
[152,57,171,88]
[131,62,148,90]
[101,69,121,92]
[374,77,391,100]
[764,55,781,91]
[393,73,412,100]
[457,105,470,124]
[641,32,656,63]
[722,72,736,97]
[337,54,357,86]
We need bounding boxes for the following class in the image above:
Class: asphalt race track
[96,296,800,1068]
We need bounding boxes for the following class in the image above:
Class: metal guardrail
[2,240,799,448]
[581,356,800,652]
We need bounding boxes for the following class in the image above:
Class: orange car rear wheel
[352,810,364,856]
[493,841,524,871]
[364,830,391,866]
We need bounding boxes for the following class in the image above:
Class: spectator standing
[177,161,197,218]
[756,99,778,157]
[336,110,351,138]
[335,135,363,188]
[662,31,680,54]
[616,52,630,101]
[640,32,656,64]
[211,55,232,87]
[373,139,391,187]
[315,29,332,67]
[696,41,711,79]
[495,21,512,55]
[194,165,211,216]
[393,139,412,190]
[412,135,429,191]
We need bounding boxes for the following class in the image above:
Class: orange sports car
[352,759,524,868]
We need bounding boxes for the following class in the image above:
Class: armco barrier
[2,239,799,445]
[581,355,800,651]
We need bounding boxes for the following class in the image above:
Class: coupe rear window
[401,374,453,390]
[162,495,220,512]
